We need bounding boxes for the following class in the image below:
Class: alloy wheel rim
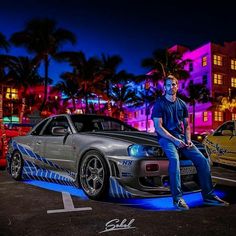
[11,153,22,178]
[81,155,105,196]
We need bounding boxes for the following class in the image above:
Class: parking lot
[1,166,236,236]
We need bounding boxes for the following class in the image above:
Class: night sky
[0,0,235,83]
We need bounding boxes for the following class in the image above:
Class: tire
[10,151,23,180]
[79,150,109,200]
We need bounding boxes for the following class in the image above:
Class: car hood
[86,131,159,146]
[82,131,203,147]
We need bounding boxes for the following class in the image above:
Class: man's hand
[174,139,188,149]
[186,140,193,148]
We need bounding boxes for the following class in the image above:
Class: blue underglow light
[24,180,89,200]
[24,180,226,211]
[112,190,226,211]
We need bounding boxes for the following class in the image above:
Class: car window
[31,119,49,136]
[213,122,234,136]
[42,116,71,136]
[91,119,135,131]
[71,115,137,132]
[73,122,84,132]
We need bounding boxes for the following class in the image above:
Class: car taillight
[146,164,159,171]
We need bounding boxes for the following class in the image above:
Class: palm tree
[110,84,137,121]
[0,32,10,159]
[142,48,190,82]
[0,32,10,89]
[0,32,9,52]
[55,51,101,113]
[5,56,43,125]
[186,83,211,134]
[216,88,236,119]
[99,54,122,115]
[140,48,191,130]
[134,88,162,131]
[10,18,77,111]
[54,71,81,113]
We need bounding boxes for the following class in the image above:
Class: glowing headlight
[128,144,164,158]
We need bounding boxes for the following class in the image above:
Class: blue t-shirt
[151,96,188,138]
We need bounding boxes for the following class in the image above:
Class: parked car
[0,124,33,169]
[7,114,207,200]
[203,120,236,167]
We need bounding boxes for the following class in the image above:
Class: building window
[232,113,236,120]
[5,88,19,100]
[231,77,236,87]
[214,74,223,85]
[202,56,207,67]
[214,111,223,121]
[203,111,208,122]
[202,75,208,85]
[213,55,222,66]
[231,59,236,70]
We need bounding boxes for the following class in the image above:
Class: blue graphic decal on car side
[12,140,76,179]
[9,140,76,185]
[109,177,132,198]
[21,160,76,186]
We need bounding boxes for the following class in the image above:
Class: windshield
[71,115,137,132]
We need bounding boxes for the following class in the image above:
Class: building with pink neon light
[128,41,236,134]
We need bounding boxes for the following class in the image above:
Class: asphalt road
[0,166,236,236]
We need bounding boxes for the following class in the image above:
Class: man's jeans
[159,136,215,201]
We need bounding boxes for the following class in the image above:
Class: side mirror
[221,130,233,136]
[52,126,68,136]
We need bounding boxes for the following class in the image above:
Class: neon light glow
[24,180,89,200]
[24,180,226,211]
[112,190,226,211]
[3,116,19,123]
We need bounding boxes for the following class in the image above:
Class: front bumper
[107,156,199,197]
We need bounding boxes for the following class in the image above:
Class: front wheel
[79,150,109,200]
[10,151,23,180]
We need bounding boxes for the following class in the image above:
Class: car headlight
[128,144,164,158]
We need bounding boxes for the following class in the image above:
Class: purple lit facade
[127,41,236,134]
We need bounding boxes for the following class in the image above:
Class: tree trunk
[107,99,112,117]
[72,97,76,113]
[192,101,196,135]
[0,92,7,161]
[98,96,101,114]
[40,54,49,112]
[145,102,148,132]
[84,81,89,114]
[18,97,26,135]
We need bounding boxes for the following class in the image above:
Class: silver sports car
[7,114,207,200]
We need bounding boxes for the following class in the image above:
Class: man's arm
[153,117,187,148]
[183,117,193,147]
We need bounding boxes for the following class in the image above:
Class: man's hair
[164,75,178,85]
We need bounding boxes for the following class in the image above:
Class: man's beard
[167,90,176,95]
